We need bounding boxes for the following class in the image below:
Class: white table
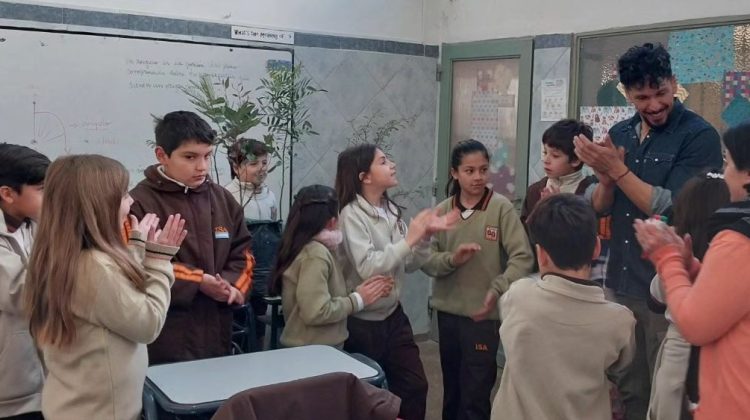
[142,345,384,419]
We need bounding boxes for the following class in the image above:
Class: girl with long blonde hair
[24,154,187,420]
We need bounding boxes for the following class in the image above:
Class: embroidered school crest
[214,226,230,239]
[484,225,498,241]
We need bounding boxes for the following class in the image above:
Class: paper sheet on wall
[541,78,568,121]
[579,106,635,141]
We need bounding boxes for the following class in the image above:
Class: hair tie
[706,172,724,179]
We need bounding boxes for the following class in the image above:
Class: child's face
[450,151,489,197]
[542,145,580,179]
[363,149,398,189]
[723,152,750,202]
[119,193,134,224]
[234,153,269,187]
[0,183,44,221]
[156,140,214,188]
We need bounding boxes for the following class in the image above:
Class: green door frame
[436,38,534,206]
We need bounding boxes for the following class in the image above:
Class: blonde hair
[25,154,145,347]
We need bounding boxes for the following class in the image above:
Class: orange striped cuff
[598,216,612,240]
[234,250,255,295]
[173,263,204,283]
[121,219,132,245]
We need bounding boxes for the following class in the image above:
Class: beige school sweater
[422,191,534,320]
[280,241,360,348]
[492,274,636,420]
[40,231,177,420]
[339,195,430,321]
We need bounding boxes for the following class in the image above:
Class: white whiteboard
[0,28,292,214]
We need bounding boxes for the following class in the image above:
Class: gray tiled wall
[293,46,438,334]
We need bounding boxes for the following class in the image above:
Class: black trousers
[344,305,428,420]
[438,311,500,420]
[1,413,44,420]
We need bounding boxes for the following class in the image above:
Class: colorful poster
[541,78,568,121]
[723,71,750,106]
[579,106,635,141]
[669,27,735,84]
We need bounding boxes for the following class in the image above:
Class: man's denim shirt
[604,102,722,298]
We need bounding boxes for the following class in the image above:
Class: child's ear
[535,244,548,268]
[359,171,369,184]
[570,157,582,168]
[450,167,458,179]
[154,147,169,164]
[0,186,16,204]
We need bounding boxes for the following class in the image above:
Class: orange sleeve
[652,230,750,345]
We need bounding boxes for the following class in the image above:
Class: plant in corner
[257,64,325,218]
[179,74,262,185]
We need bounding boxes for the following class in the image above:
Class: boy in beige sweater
[492,194,635,420]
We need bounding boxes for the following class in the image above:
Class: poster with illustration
[579,106,635,141]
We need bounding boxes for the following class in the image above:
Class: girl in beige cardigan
[24,155,187,420]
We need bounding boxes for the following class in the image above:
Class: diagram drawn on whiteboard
[31,101,69,152]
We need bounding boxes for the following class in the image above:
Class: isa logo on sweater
[214,226,230,239]
[485,225,498,241]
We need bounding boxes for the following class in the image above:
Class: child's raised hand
[451,243,481,266]
[540,184,560,199]
[405,210,433,246]
[471,291,499,322]
[129,213,160,237]
[426,208,460,234]
[356,275,394,306]
[152,214,188,247]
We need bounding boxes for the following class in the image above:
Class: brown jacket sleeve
[219,205,254,297]
[521,179,545,224]
[130,199,203,308]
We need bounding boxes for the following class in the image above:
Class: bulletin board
[573,18,750,137]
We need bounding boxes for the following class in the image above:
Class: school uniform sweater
[422,190,534,320]
[650,230,750,420]
[280,241,361,348]
[129,165,253,364]
[521,171,594,223]
[40,231,177,420]
[0,211,44,417]
[492,274,636,420]
[339,194,430,321]
[224,178,278,221]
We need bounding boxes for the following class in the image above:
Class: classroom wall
[14,0,429,42]
[424,0,750,43]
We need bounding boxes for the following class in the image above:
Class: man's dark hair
[618,43,673,89]
[542,119,593,171]
[528,194,597,270]
[154,111,216,155]
[0,143,51,193]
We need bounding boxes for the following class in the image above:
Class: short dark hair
[527,194,597,270]
[723,121,750,194]
[154,111,216,155]
[618,43,673,90]
[227,138,271,179]
[542,119,593,170]
[0,143,50,193]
